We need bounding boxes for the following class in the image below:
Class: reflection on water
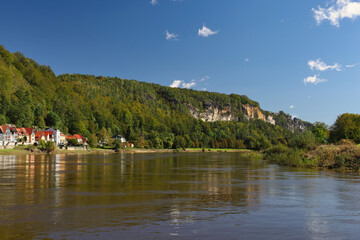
[1,153,360,239]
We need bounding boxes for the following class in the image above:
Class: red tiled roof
[15,128,29,136]
[35,131,53,140]
[73,134,87,142]
[25,128,35,135]
[1,125,9,133]
[65,135,76,140]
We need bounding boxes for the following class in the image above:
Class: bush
[113,139,123,150]
[337,139,356,146]
[45,141,55,153]
[264,145,308,168]
[288,131,317,150]
[67,138,79,146]
[38,140,46,150]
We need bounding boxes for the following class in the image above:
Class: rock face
[188,102,237,122]
[187,101,309,131]
[242,104,275,125]
[286,117,310,132]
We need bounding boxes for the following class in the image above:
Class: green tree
[67,138,79,146]
[45,141,56,153]
[311,122,329,144]
[88,134,98,148]
[330,113,360,143]
[45,112,62,129]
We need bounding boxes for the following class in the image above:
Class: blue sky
[0,0,359,125]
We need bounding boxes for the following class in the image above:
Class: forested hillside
[0,45,309,149]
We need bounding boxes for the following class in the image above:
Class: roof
[65,135,76,140]
[25,128,35,135]
[112,135,125,139]
[35,131,53,140]
[0,125,9,133]
[73,134,87,142]
[16,128,29,136]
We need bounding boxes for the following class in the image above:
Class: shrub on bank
[264,145,309,168]
[265,141,360,170]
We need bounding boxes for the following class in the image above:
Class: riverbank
[0,146,254,156]
[264,141,360,171]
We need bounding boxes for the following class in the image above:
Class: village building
[0,125,16,146]
[73,134,88,145]
[24,128,36,144]
[60,132,66,145]
[0,124,87,148]
[35,131,54,143]
[112,135,126,143]
[45,128,62,146]
[121,142,135,148]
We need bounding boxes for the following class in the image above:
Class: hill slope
[0,45,310,149]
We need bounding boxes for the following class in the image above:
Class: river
[1,152,360,239]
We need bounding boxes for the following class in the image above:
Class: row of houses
[0,125,88,147]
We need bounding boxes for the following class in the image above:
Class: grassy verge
[264,142,360,170]
[0,146,256,156]
[186,148,249,152]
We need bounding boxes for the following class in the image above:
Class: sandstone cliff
[187,102,309,132]
[188,102,237,122]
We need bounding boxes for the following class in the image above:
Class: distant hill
[0,45,311,149]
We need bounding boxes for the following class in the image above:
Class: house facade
[0,124,88,147]
[0,125,15,146]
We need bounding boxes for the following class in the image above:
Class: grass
[265,142,360,170]
[186,148,249,152]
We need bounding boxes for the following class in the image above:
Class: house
[112,135,126,143]
[25,128,36,144]
[15,128,30,144]
[9,127,19,143]
[45,128,62,146]
[121,142,134,148]
[35,131,54,143]
[0,125,15,146]
[65,135,76,141]
[60,132,66,145]
[73,134,88,145]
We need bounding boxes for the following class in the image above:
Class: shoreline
[0,147,254,156]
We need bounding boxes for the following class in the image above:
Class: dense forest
[0,45,314,149]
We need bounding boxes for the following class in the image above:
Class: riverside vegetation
[1,45,360,169]
[265,114,360,170]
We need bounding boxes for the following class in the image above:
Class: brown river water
[1,152,360,240]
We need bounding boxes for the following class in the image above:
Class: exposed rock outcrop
[188,102,237,122]
[242,104,275,125]
[187,101,310,132]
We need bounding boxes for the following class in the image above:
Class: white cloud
[313,0,360,27]
[244,58,250,62]
[346,63,359,68]
[198,25,219,37]
[166,30,179,40]
[304,75,327,85]
[151,0,158,5]
[182,80,196,89]
[169,80,196,89]
[308,59,342,71]
[170,76,209,89]
[199,76,210,82]
[170,80,182,88]
[289,105,294,109]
